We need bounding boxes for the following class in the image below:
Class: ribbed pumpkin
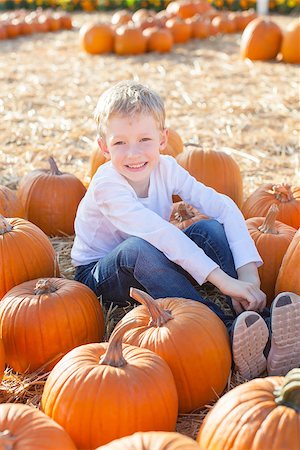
[240,18,282,61]
[275,228,300,296]
[246,204,296,306]
[0,403,76,450]
[0,278,104,373]
[114,24,147,55]
[0,186,24,218]
[242,183,300,229]
[163,128,184,158]
[280,21,300,64]
[0,340,5,384]
[115,288,231,413]
[96,431,202,450]
[176,147,243,207]
[89,145,107,178]
[165,17,192,43]
[0,216,59,300]
[80,22,114,54]
[143,27,173,53]
[170,201,208,230]
[197,369,300,450]
[19,157,86,236]
[41,321,178,449]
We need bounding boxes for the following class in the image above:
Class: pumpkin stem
[99,319,137,368]
[130,288,174,327]
[49,156,62,176]
[175,203,195,223]
[258,204,279,234]
[274,368,300,412]
[0,215,13,235]
[34,279,58,295]
[0,429,16,449]
[272,184,294,203]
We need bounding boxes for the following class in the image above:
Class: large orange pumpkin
[96,431,202,450]
[0,278,104,373]
[280,21,300,64]
[197,369,300,450]
[115,288,231,413]
[0,403,76,449]
[242,183,300,229]
[41,321,178,449]
[114,24,147,55]
[80,22,114,54]
[275,228,300,296]
[0,216,59,300]
[176,146,243,207]
[246,204,296,306]
[19,157,86,236]
[240,18,282,61]
[0,186,24,217]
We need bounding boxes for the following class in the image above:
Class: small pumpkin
[0,403,76,449]
[0,186,24,218]
[19,156,87,236]
[275,228,300,296]
[187,16,210,39]
[176,146,243,207]
[280,20,300,64]
[96,431,202,450]
[143,27,173,53]
[197,369,300,450]
[212,14,236,34]
[170,201,208,229]
[240,18,282,61]
[114,24,147,55]
[165,17,192,43]
[164,128,184,157]
[41,321,178,448]
[242,183,300,229]
[0,277,104,373]
[80,22,114,55]
[246,204,296,306]
[0,216,59,300]
[115,288,231,413]
[111,10,132,27]
[89,144,107,178]
[166,0,199,19]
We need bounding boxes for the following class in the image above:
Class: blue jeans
[74,219,270,335]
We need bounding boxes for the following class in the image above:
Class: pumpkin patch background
[0,8,299,442]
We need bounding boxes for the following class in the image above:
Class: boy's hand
[207,268,266,313]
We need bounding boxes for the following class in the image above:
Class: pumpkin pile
[0,9,72,40]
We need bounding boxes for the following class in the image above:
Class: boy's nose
[128,144,141,156]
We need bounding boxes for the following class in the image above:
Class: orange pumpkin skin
[80,23,114,54]
[89,145,107,178]
[280,21,300,64]
[188,16,210,39]
[166,0,199,19]
[0,278,104,373]
[144,27,173,53]
[165,18,192,43]
[111,10,132,27]
[197,372,300,450]
[275,228,300,296]
[0,186,24,217]
[114,25,147,55]
[0,217,59,300]
[0,339,5,383]
[176,147,243,207]
[240,18,282,61]
[0,403,76,449]
[41,342,178,448]
[246,206,296,306]
[116,290,232,413]
[96,431,202,450]
[165,128,184,157]
[19,157,86,236]
[242,183,300,229]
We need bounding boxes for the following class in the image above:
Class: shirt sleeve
[169,157,263,270]
[93,177,219,285]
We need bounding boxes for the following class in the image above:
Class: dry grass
[0,11,299,441]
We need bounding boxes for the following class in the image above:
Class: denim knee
[117,236,157,270]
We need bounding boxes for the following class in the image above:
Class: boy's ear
[159,128,169,151]
[97,136,111,160]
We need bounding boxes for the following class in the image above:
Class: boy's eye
[114,141,125,145]
[140,138,151,142]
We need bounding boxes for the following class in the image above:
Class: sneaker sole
[232,312,269,380]
[267,292,300,376]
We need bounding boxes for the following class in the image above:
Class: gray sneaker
[267,292,300,376]
[232,311,269,380]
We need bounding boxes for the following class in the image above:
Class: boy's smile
[98,113,168,197]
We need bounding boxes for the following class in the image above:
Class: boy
[72,80,300,380]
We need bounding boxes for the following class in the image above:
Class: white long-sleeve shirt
[71,155,262,285]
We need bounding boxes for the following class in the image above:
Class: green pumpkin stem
[130,288,174,327]
[34,279,58,295]
[0,429,16,449]
[0,215,13,235]
[272,184,294,203]
[49,156,62,176]
[100,319,137,368]
[258,204,279,235]
[274,368,300,412]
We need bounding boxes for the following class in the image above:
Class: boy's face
[98,113,168,195]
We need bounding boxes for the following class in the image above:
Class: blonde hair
[94,80,166,139]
